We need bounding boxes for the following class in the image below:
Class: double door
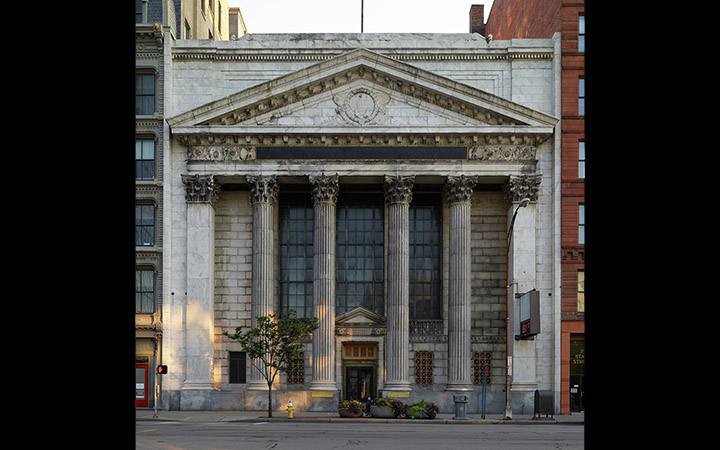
[342,343,377,402]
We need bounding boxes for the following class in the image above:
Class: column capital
[384,175,415,205]
[246,175,279,205]
[503,174,541,204]
[444,175,478,205]
[181,174,219,205]
[309,173,340,205]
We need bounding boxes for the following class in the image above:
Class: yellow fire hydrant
[286,401,294,419]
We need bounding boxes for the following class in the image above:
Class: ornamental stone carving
[333,88,389,125]
[503,174,542,203]
[444,175,479,204]
[181,174,219,205]
[469,145,536,162]
[246,175,279,205]
[384,175,415,204]
[187,146,255,162]
[308,173,340,205]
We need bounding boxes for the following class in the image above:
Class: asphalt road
[136,420,584,450]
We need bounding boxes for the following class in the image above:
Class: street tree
[223,310,318,418]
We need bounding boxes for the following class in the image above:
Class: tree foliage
[223,310,318,417]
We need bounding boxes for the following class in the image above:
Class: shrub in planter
[406,400,439,419]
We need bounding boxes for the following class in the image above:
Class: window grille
[285,351,305,384]
[414,351,434,385]
[473,352,492,384]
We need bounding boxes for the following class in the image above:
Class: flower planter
[338,408,363,418]
[369,405,396,418]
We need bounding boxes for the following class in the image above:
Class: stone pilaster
[246,175,279,390]
[308,173,340,391]
[383,175,414,393]
[180,174,219,405]
[444,175,477,391]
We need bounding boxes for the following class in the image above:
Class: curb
[137,416,582,425]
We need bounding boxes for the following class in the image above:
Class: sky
[228,0,494,34]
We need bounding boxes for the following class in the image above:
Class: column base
[445,383,473,392]
[246,380,270,391]
[309,381,339,392]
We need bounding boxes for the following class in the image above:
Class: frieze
[469,145,536,162]
[187,146,256,161]
[336,327,386,336]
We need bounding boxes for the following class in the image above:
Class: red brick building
[484,0,585,414]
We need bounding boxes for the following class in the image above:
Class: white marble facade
[161,33,562,413]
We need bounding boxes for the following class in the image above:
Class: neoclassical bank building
[160,33,562,414]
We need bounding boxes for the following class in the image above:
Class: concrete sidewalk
[136,409,583,425]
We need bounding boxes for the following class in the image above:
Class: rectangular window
[135,139,156,180]
[135,73,155,115]
[409,194,442,320]
[577,270,585,312]
[229,352,246,384]
[578,15,585,52]
[578,78,585,116]
[578,204,585,244]
[135,204,155,246]
[336,194,384,316]
[279,194,314,318]
[578,141,585,179]
[135,269,155,313]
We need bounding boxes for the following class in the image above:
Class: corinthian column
[180,174,219,406]
[444,175,477,391]
[308,173,340,392]
[246,175,279,390]
[383,175,414,393]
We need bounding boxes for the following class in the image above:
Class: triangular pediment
[167,48,557,133]
[335,306,386,326]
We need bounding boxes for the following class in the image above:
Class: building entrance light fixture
[504,197,530,420]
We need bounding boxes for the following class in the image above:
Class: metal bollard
[452,394,469,420]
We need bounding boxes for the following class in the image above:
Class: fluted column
[308,173,340,391]
[246,175,279,390]
[180,174,219,397]
[383,175,414,393]
[444,175,477,391]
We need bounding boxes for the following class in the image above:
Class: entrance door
[135,364,149,408]
[345,366,374,402]
[569,338,585,412]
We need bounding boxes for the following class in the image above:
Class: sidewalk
[136,409,583,425]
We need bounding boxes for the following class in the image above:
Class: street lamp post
[504,197,530,420]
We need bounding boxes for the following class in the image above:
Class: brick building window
[136,139,155,180]
[578,15,585,52]
[578,204,585,244]
[414,351,434,385]
[577,270,585,312]
[135,204,155,246]
[578,141,585,179]
[578,78,585,116]
[135,73,155,115]
[135,268,155,313]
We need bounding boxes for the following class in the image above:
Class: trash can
[452,393,469,420]
[533,390,554,419]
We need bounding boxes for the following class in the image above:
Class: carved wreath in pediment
[333,88,389,125]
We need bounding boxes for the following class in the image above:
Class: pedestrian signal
[157,365,168,374]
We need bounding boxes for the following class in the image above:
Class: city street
[136,421,584,450]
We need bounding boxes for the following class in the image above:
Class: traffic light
[157,365,168,374]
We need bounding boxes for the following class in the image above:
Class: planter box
[409,410,430,419]
[338,408,363,418]
[369,405,396,418]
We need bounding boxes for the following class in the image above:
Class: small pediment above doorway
[336,306,386,326]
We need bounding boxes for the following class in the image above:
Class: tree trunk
[267,382,273,418]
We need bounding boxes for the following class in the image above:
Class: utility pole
[361,0,364,33]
